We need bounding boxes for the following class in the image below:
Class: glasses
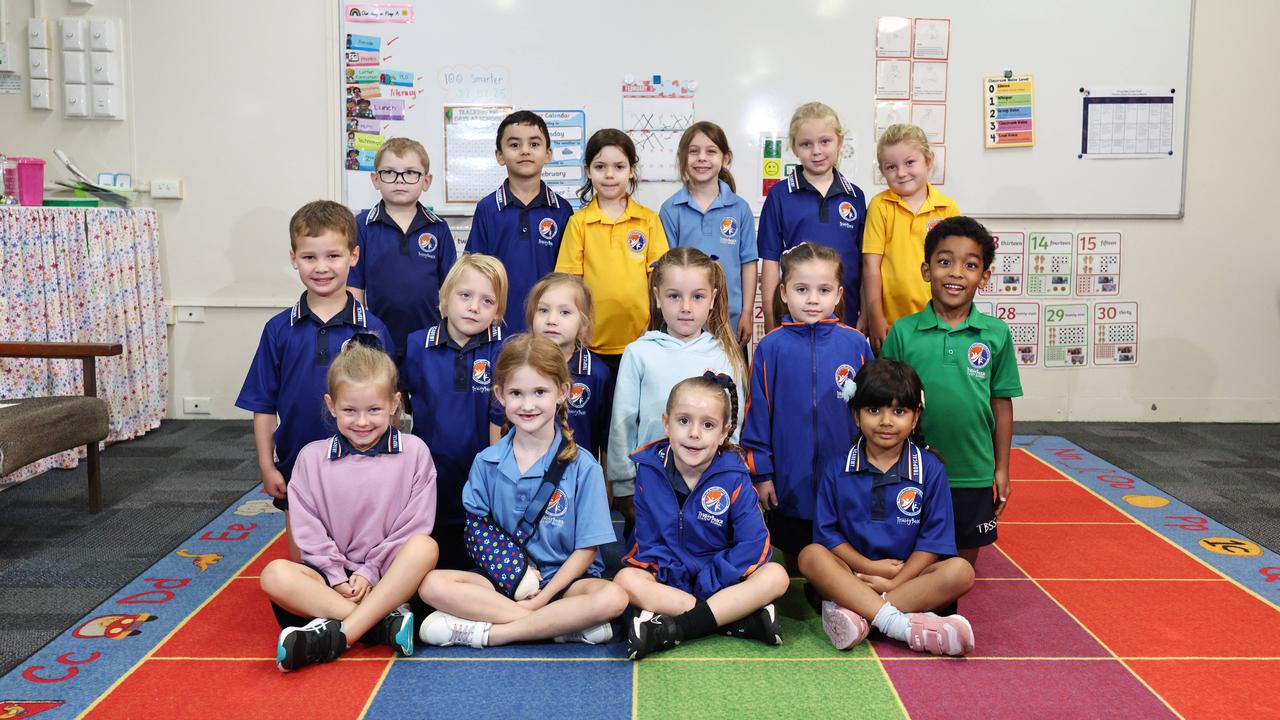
[376,169,424,184]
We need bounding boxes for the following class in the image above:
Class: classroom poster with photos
[873,16,950,185]
[343,25,420,172]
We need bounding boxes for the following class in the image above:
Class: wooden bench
[0,342,124,512]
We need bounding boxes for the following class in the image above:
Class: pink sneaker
[906,613,974,656]
[821,601,870,650]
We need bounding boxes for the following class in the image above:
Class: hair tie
[839,378,858,403]
[707,253,720,262]
[345,332,384,351]
[702,369,734,392]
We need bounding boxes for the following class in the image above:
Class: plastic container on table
[15,157,46,206]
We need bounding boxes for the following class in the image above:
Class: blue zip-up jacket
[623,441,772,600]
[741,315,874,521]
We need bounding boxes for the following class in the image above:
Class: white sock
[872,602,911,642]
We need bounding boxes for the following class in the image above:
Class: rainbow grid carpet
[2,436,1279,719]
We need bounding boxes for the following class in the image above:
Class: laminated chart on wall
[875,16,912,58]
[979,231,1025,296]
[1075,232,1121,295]
[874,100,911,141]
[1026,232,1073,297]
[1043,302,1089,368]
[622,76,695,183]
[341,22,421,173]
[1093,301,1138,366]
[913,18,951,59]
[534,110,587,208]
[1080,87,1175,158]
[873,16,950,186]
[984,74,1034,148]
[759,133,800,199]
[996,301,1040,367]
[975,300,994,316]
[443,104,512,202]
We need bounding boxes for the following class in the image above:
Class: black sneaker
[627,611,683,660]
[367,606,415,656]
[276,618,345,672]
[718,604,783,646]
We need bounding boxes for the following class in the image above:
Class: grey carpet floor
[0,420,1276,676]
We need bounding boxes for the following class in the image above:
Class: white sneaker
[555,621,614,645]
[419,611,490,648]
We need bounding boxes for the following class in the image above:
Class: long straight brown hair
[648,247,747,386]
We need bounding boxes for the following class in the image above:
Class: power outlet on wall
[183,396,212,415]
[151,178,183,198]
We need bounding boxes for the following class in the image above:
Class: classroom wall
[1,0,1277,422]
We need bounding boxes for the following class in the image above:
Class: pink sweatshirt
[287,428,437,586]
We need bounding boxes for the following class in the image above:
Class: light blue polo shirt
[463,428,615,584]
[660,181,759,330]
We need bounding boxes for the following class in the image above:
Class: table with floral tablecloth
[0,206,168,486]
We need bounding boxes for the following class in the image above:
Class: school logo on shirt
[538,218,558,241]
[471,359,492,386]
[896,487,922,518]
[627,230,647,253]
[568,382,591,410]
[719,217,739,241]
[966,342,991,380]
[544,488,569,518]
[927,218,943,231]
[418,232,438,256]
[838,201,858,223]
[834,364,856,397]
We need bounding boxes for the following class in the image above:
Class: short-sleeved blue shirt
[758,167,867,323]
[813,437,957,560]
[464,428,615,583]
[351,200,457,361]
[465,181,574,333]
[403,322,506,525]
[236,292,393,484]
[659,181,759,330]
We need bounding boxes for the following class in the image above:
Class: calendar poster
[1043,303,1089,369]
[1027,232,1073,297]
[1075,232,1122,296]
[980,231,1025,296]
[995,301,1040,367]
[1093,302,1138,366]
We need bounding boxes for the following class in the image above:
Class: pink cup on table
[14,157,46,206]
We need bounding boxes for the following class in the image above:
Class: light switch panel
[28,19,50,49]
[64,83,88,117]
[91,83,120,118]
[88,19,117,51]
[30,79,52,110]
[29,48,50,79]
[90,51,116,84]
[60,18,86,51]
[63,50,87,84]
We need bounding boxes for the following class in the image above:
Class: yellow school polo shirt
[863,184,959,326]
[555,196,669,355]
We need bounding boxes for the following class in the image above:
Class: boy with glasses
[351,137,457,372]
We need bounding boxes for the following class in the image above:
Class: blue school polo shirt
[813,437,956,561]
[351,200,457,361]
[659,181,759,330]
[758,167,867,323]
[463,428,615,584]
[466,181,574,333]
[236,292,394,484]
[403,322,505,525]
[567,347,611,454]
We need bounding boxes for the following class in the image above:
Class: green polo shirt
[881,302,1022,488]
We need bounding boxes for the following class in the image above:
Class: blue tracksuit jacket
[623,440,772,599]
[741,316,874,521]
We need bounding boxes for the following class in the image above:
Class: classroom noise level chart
[984,74,1034,148]
[1043,302,1089,368]
[1093,301,1139,366]
[980,231,1026,296]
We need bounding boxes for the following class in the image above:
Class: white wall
[1,0,1276,421]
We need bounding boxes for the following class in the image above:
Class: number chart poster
[1043,303,1089,369]
[1093,301,1139,366]
[996,301,1040,367]
[1027,232,1074,297]
[1075,232,1122,296]
[980,231,1026,296]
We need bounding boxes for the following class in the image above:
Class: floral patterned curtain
[0,207,169,486]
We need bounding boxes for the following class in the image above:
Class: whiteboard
[340,0,1192,218]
